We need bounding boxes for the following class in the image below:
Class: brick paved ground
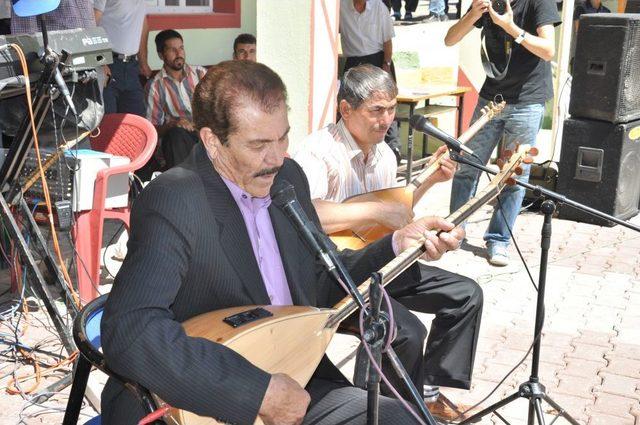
[326,179,640,425]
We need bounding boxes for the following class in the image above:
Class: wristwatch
[514,30,526,45]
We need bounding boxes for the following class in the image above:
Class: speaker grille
[627,0,640,13]
[620,22,640,120]
[570,14,640,123]
[557,118,640,226]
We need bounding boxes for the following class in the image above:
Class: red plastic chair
[73,114,157,303]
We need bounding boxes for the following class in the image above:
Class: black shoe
[404,12,413,21]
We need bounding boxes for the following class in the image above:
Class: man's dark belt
[344,51,385,70]
[344,51,396,81]
[112,52,138,62]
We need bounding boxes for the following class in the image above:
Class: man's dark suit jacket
[101,143,406,424]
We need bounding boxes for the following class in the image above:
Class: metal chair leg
[62,356,93,425]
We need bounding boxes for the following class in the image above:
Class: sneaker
[423,384,439,403]
[439,14,450,22]
[404,12,413,21]
[426,394,472,421]
[424,13,440,23]
[488,245,509,266]
[392,12,401,21]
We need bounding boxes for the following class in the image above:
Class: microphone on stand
[53,67,77,116]
[270,180,336,273]
[271,179,369,312]
[409,114,474,155]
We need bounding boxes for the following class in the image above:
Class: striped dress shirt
[145,64,207,126]
[293,119,399,202]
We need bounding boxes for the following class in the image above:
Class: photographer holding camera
[444,0,560,266]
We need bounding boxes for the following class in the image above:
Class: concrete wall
[257,0,312,152]
[145,0,257,69]
[308,1,340,139]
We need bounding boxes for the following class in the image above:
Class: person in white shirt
[294,64,482,421]
[93,0,149,116]
[339,0,401,162]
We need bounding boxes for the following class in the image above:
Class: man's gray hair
[338,64,398,110]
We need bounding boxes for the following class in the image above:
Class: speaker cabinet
[570,14,640,123]
[557,118,640,226]
[627,0,640,13]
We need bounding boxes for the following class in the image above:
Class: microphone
[53,67,77,116]
[270,180,335,273]
[409,115,474,155]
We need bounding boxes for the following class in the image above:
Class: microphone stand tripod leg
[384,347,437,425]
[460,200,580,425]
[364,273,437,425]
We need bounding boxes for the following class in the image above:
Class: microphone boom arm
[450,152,640,233]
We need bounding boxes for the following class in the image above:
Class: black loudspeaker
[557,118,640,226]
[627,0,640,13]
[570,14,640,123]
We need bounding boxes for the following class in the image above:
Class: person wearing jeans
[425,0,448,22]
[450,99,544,261]
[103,56,146,116]
[445,0,560,266]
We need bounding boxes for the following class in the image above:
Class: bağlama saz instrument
[156,144,535,425]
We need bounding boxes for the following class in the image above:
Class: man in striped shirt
[294,64,482,421]
[145,29,206,169]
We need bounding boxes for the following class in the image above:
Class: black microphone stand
[449,151,640,425]
[365,272,384,425]
[314,232,435,425]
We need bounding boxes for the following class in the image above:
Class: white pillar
[257,0,339,153]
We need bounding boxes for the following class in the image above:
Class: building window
[146,0,239,31]
[145,0,213,14]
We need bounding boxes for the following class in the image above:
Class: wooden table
[396,85,471,183]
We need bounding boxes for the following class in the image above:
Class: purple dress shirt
[221,176,293,305]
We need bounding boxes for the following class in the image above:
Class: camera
[492,0,507,14]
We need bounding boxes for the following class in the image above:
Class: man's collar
[220,173,271,211]
[335,119,379,162]
[160,63,192,82]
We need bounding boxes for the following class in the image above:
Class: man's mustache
[254,166,281,177]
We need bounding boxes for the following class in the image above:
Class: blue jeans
[429,0,445,15]
[103,58,146,116]
[450,98,545,254]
